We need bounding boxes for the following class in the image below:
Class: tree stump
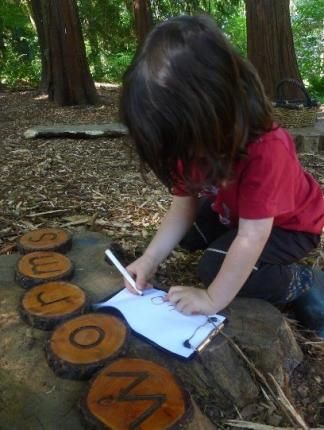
[0,231,305,428]
[81,358,193,430]
[45,313,128,380]
[17,228,72,254]
[19,281,88,330]
[16,251,74,288]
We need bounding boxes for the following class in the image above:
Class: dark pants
[180,199,320,305]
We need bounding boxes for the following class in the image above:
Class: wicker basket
[272,78,320,128]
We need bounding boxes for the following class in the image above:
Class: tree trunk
[246,0,302,100]
[133,0,153,46]
[30,0,98,105]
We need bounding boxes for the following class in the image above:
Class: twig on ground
[221,332,308,429]
[267,374,308,430]
[226,419,323,429]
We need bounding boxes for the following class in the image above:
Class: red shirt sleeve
[171,178,189,197]
[238,136,296,219]
[171,160,202,197]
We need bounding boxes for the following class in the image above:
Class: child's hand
[125,254,158,294]
[167,286,217,315]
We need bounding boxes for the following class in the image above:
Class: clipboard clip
[196,323,224,353]
[182,316,225,352]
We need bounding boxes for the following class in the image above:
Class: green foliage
[291,0,324,100]
[0,0,322,95]
[78,0,136,82]
[0,0,41,86]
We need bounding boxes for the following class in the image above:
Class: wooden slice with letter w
[20,282,88,330]
[16,251,74,288]
[45,313,128,380]
[81,358,193,430]
[17,228,72,254]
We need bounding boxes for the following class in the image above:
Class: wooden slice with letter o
[16,251,74,288]
[45,313,128,380]
[20,282,88,330]
[17,228,72,254]
[81,358,193,430]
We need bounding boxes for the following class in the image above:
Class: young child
[120,15,324,337]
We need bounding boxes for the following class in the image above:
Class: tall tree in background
[246,0,302,99]
[30,0,97,105]
[133,0,153,45]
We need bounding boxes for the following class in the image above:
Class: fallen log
[24,123,128,139]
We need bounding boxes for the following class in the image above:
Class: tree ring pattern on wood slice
[17,228,72,254]
[19,281,88,330]
[16,251,74,288]
[45,313,128,380]
[81,358,193,430]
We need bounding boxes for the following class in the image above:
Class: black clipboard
[92,288,226,360]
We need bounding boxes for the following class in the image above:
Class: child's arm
[125,195,198,292]
[167,217,274,315]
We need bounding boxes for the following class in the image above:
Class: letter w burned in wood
[29,254,63,275]
[97,371,166,429]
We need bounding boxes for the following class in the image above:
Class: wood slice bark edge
[16,251,74,288]
[17,228,72,254]
[80,358,194,430]
[19,281,89,330]
[45,313,129,380]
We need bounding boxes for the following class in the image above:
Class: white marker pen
[105,249,143,296]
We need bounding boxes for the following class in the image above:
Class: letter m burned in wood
[83,358,192,429]
[16,251,74,288]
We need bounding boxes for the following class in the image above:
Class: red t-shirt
[172,127,324,234]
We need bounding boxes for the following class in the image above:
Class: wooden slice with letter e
[81,358,193,430]
[16,251,74,288]
[20,281,88,330]
[17,228,72,254]
[45,313,128,380]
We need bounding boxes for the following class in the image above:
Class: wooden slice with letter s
[20,281,88,330]
[16,251,74,288]
[45,313,128,380]
[81,358,193,430]
[17,228,72,254]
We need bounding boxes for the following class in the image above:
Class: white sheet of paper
[94,287,226,358]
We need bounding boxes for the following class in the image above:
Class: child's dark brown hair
[120,15,273,192]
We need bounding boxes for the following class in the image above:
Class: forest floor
[0,86,323,429]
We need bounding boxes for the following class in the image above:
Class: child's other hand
[125,254,158,294]
[167,286,217,315]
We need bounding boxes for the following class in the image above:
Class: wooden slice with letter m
[81,358,193,430]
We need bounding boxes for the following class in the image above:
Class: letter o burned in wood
[17,228,72,254]
[45,313,128,380]
[81,358,193,430]
[16,251,74,288]
[20,282,88,330]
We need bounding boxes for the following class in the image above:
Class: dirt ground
[0,86,323,429]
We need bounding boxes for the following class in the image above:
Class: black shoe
[292,269,324,338]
